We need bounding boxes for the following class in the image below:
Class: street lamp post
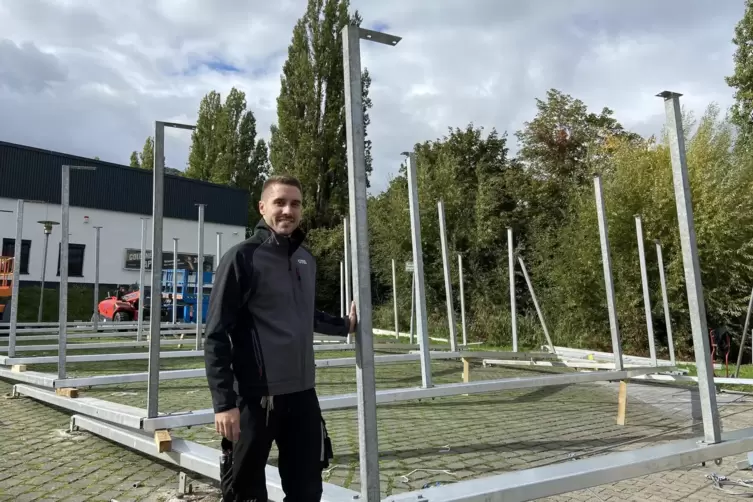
[37,220,59,322]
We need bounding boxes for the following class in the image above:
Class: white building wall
[0,198,247,286]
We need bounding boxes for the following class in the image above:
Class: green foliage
[185,87,270,234]
[726,0,753,141]
[269,0,371,230]
[529,105,753,357]
[515,89,641,236]
[367,124,528,342]
[115,3,753,363]
[129,151,140,168]
[15,285,107,322]
[140,136,154,171]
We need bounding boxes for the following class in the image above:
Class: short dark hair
[262,174,302,196]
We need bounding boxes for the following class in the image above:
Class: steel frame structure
[337,34,738,500]
[1,49,742,500]
[0,349,553,390]
[0,338,449,366]
[68,414,360,502]
[0,328,195,342]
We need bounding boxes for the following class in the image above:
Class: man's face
[258,183,302,235]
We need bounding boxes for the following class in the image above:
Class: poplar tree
[269,0,372,229]
[726,0,753,142]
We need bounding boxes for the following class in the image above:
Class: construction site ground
[1,341,752,501]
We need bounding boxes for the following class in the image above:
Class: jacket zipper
[289,257,298,304]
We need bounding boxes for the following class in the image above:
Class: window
[57,243,86,277]
[1,238,31,275]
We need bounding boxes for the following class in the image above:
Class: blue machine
[161,269,214,323]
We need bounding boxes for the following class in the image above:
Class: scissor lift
[161,268,214,323]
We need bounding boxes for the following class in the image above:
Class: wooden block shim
[10,365,26,373]
[462,358,470,397]
[616,380,628,426]
[55,388,79,398]
[154,430,172,453]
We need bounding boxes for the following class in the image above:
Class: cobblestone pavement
[0,378,220,502]
[2,345,753,500]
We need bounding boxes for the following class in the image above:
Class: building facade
[0,140,250,288]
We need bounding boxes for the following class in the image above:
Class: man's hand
[348,300,358,334]
[215,408,241,441]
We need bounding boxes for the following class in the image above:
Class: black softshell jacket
[204,219,350,413]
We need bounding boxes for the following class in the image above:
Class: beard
[273,217,297,234]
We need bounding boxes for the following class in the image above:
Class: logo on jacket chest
[297,258,307,265]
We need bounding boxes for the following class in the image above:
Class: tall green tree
[139,137,154,171]
[515,89,639,231]
[529,105,753,357]
[366,125,525,343]
[185,87,270,233]
[269,0,372,230]
[726,0,753,141]
[186,90,224,181]
[129,151,140,168]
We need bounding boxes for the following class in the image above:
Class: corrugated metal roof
[0,140,249,227]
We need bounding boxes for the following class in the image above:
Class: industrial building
[0,140,249,288]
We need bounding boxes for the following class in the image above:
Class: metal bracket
[177,471,192,496]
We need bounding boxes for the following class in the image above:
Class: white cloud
[0,0,746,194]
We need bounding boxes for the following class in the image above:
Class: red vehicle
[96,284,169,323]
[96,285,139,322]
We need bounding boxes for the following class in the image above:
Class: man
[204,174,357,502]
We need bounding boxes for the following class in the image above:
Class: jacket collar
[254,218,306,256]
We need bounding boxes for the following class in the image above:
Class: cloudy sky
[0,0,746,194]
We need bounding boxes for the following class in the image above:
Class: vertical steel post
[137,217,148,342]
[59,166,70,379]
[458,254,467,347]
[734,286,753,377]
[659,90,720,443]
[392,258,399,339]
[340,260,345,317]
[343,24,399,501]
[172,238,178,324]
[593,174,624,370]
[196,204,206,349]
[518,257,555,353]
[93,226,102,332]
[635,215,657,366]
[8,199,23,357]
[438,200,458,351]
[507,227,518,352]
[147,121,165,419]
[655,240,676,366]
[343,217,352,345]
[216,232,222,268]
[409,272,415,344]
[406,153,432,388]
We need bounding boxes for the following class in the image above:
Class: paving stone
[3,350,753,501]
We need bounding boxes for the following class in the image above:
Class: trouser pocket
[219,437,235,501]
[320,418,334,468]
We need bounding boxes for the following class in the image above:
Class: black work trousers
[229,388,330,502]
